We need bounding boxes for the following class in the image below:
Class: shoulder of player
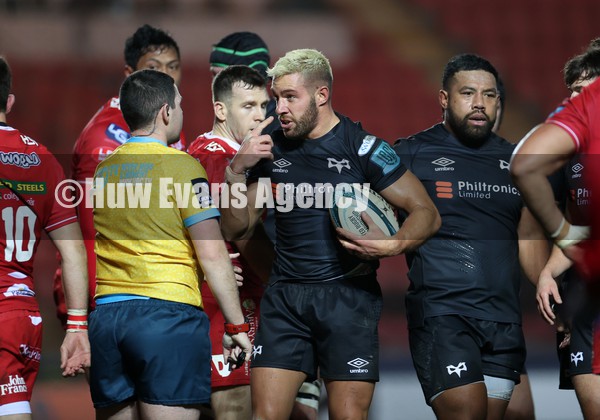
[487,132,516,152]
[393,124,444,157]
[87,97,125,126]
[333,114,384,151]
[159,145,203,168]
[0,127,53,154]
[187,134,235,156]
[74,105,128,151]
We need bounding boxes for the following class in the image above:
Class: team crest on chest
[327,157,351,173]
[205,141,226,153]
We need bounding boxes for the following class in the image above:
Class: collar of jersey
[127,136,166,146]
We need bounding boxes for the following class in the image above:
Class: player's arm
[220,179,264,241]
[220,117,274,241]
[48,222,91,377]
[536,244,573,325]
[188,218,251,363]
[337,170,441,259]
[510,124,578,243]
[517,207,551,285]
[233,221,274,284]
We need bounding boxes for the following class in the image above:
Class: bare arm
[233,221,274,284]
[336,170,441,259]
[518,207,551,285]
[510,124,575,236]
[188,218,252,361]
[537,245,573,325]
[220,117,274,241]
[48,222,90,377]
[220,180,265,241]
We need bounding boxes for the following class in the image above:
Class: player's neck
[212,122,241,145]
[130,129,168,145]
[307,108,340,140]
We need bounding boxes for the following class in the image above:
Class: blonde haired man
[220,48,440,419]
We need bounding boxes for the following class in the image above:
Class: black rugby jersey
[250,114,406,284]
[394,123,523,327]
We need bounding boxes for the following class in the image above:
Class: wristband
[66,308,88,333]
[224,319,250,335]
[550,217,568,239]
[66,325,89,333]
[554,224,590,249]
[225,165,247,184]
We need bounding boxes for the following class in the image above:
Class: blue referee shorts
[89,298,211,408]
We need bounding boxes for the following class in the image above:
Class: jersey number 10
[2,206,37,262]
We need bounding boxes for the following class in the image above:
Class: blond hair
[267,49,333,88]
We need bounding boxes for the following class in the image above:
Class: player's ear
[124,65,135,77]
[439,89,449,110]
[214,101,227,122]
[160,103,170,123]
[5,94,15,114]
[315,85,329,106]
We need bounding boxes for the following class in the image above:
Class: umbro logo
[327,158,351,174]
[446,362,467,377]
[432,157,455,172]
[432,157,455,167]
[571,352,584,366]
[347,358,370,373]
[273,158,292,168]
[347,358,369,369]
[572,163,584,173]
[499,160,510,170]
[273,159,291,173]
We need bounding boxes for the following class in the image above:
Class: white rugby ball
[330,184,400,236]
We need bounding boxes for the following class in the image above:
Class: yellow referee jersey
[93,137,220,308]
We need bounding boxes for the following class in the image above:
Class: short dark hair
[124,24,180,70]
[212,65,267,103]
[119,69,176,132]
[564,42,600,88]
[0,56,11,113]
[442,53,499,90]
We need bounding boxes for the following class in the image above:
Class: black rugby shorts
[251,275,382,381]
[409,315,525,404]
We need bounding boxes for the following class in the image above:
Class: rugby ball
[330,184,400,236]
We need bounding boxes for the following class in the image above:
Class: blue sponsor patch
[369,142,400,174]
[105,123,131,144]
